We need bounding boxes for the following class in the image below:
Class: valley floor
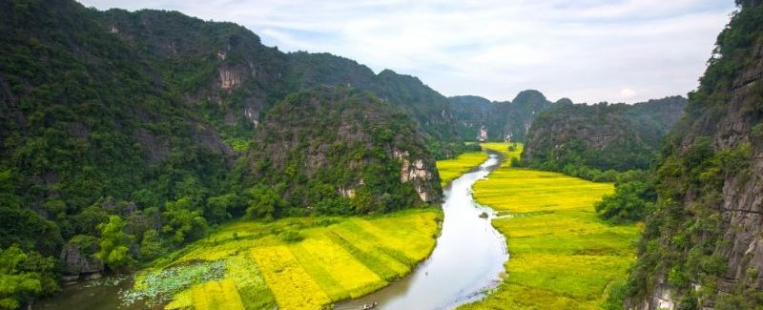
[459,143,639,309]
[123,142,636,310]
[125,209,441,310]
[436,151,489,186]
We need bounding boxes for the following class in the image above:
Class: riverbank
[436,151,489,186]
[460,143,639,310]
[338,153,507,310]
[120,209,441,310]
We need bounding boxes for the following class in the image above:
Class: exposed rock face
[448,90,552,142]
[629,3,763,309]
[399,157,437,202]
[219,66,243,90]
[249,86,442,213]
[478,126,488,142]
[60,243,104,280]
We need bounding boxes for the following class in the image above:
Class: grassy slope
[130,209,442,310]
[460,143,639,310]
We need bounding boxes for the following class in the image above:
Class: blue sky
[78,0,736,103]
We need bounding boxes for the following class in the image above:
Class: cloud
[77,0,736,103]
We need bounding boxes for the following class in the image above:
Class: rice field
[459,143,639,310]
[127,209,441,310]
[436,142,522,187]
[437,151,488,186]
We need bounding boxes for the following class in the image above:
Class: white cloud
[77,0,736,103]
[620,88,638,100]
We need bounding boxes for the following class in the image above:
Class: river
[336,153,508,310]
[36,154,508,310]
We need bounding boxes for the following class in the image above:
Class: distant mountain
[96,10,461,156]
[522,96,687,171]
[448,95,509,141]
[286,52,460,153]
[448,89,553,142]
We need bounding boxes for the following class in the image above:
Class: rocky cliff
[0,0,449,291]
[626,2,763,309]
[522,96,686,171]
[246,86,441,214]
[448,90,553,142]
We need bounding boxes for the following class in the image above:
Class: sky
[77,0,736,103]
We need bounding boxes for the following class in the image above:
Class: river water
[36,154,507,310]
[336,153,508,310]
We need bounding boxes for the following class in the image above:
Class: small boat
[361,302,378,310]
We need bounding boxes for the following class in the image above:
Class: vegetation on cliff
[521,96,686,173]
[449,90,553,142]
[0,1,448,307]
[243,86,442,216]
[621,2,763,309]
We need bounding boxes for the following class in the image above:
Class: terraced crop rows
[130,209,441,310]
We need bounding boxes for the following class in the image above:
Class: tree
[206,193,245,223]
[0,245,57,310]
[595,181,656,223]
[244,185,282,220]
[162,197,208,244]
[139,229,162,260]
[96,216,135,270]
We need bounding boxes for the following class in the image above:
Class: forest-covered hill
[0,0,446,305]
[521,96,687,172]
[448,90,554,142]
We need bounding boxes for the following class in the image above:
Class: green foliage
[602,280,628,310]
[627,138,755,305]
[0,245,58,309]
[96,215,136,270]
[121,261,226,306]
[244,185,283,220]
[595,181,656,223]
[139,229,163,260]
[0,1,445,303]
[523,97,686,173]
[245,86,439,216]
[278,230,304,243]
[448,91,553,142]
[752,121,763,140]
[206,193,245,223]
[162,198,208,244]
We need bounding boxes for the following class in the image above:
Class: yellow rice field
[437,151,488,186]
[458,143,639,310]
[436,142,522,187]
[134,209,441,310]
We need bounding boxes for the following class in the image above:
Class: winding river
[336,153,508,310]
[36,154,508,310]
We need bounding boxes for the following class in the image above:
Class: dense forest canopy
[0,0,448,307]
[0,0,749,309]
[521,96,687,173]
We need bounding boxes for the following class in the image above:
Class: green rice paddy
[458,143,639,310]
